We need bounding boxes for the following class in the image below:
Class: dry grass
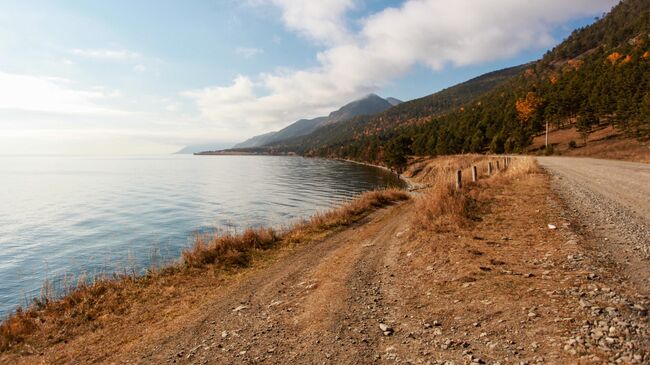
[181,188,409,269]
[414,156,540,231]
[530,125,650,163]
[0,188,409,352]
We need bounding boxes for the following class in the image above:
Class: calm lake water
[0,155,401,315]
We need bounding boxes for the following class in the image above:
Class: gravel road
[538,156,650,294]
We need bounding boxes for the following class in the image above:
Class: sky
[0,0,619,155]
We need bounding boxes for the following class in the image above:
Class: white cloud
[0,71,127,115]
[235,47,264,58]
[133,64,147,73]
[185,0,617,137]
[268,0,355,45]
[71,48,141,60]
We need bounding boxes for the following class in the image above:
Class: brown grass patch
[0,188,409,352]
[181,188,409,269]
[530,125,650,163]
[414,156,540,231]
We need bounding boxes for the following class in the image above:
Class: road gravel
[538,156,650,294]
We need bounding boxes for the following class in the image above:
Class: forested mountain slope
[234,94,395,148]
[261,0,649,165]
[263,64,529,155]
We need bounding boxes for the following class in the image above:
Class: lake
[0,155,401,315]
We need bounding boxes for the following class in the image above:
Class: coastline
[0,186,410,353]
[334,158,417,190]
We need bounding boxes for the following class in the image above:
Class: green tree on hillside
[383,136,412,175]
[576,109,598,144]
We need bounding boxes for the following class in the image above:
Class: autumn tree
[515,92,542,127]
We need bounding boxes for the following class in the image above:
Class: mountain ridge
[233,94,398,148]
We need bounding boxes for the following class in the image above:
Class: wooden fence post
[496,160,500,170]
[504,157,508,169]
[488,162,492,176]
[472,166,477,182]
[456,170,462,190]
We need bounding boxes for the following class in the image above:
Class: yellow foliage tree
[515,92,542,125]
[607,52,623,64]
[620,54,633,65]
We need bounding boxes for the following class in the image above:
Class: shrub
[568,140,577,149]
[544,144,555,155]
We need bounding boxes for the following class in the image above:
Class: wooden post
[504,157,508,169]
[496,160,500,170]
[472,166,477,182]
[488,162,492,176]
[455,170,462,190]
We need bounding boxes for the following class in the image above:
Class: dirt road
[537,156,650,294]
[5,158,649,364]
[48,201,415,364]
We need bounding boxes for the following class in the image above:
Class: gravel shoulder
[537,157,650,295]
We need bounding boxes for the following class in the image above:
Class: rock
[379,323,394,336]
[221,331,228,338]
[633,304,648,316]
[233,305,249,313]
[548,224,557,230]
[528,312,538,318]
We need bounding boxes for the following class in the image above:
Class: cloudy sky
[0,0,617,155]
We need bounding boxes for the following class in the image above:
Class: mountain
[232,131,278,149]
[263,0,649,163]
[260,116,328,146]
[174,142,233,154]
[323,93,394,126]
[386,97,403,106]
[264,63,529,153]
[233,94,396,148]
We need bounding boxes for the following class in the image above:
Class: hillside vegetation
[255,0,650,165]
